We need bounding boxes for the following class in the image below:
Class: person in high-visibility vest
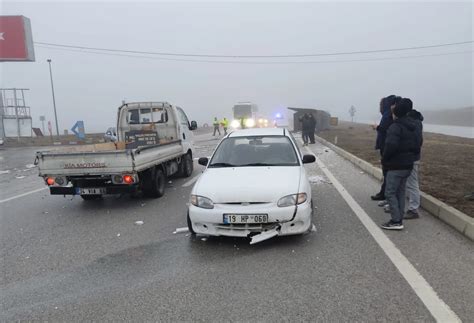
[213,117,221,136]
[221,117,229,135]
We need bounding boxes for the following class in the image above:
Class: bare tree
[349,105,356,122]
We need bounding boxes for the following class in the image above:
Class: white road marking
[182,174,201,187]
[0,187,48,204]
[305,147,461,323]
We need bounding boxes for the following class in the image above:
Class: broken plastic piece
[135,220,144,225]
[249,228,279,245]
[173,227,189,234]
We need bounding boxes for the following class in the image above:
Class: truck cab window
[176,107,190,126]
[140,108,152,124]
[152,108,168,123]
[128,109,140,124]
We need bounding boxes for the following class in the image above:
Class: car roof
[228,128,287,138]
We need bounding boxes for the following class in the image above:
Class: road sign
[39,116,45,121]
[0,16,35,61]
[71,120,85,140]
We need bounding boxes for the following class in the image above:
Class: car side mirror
[190,121,198,130]
[302,154,316,164]
[198,157,209,166]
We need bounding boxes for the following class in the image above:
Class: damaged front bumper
[189,200,313,241]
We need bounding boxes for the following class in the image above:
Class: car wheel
[144,168,165,198]
[178,154,193,178]
[187,211,196,235]
[81,194,102,201]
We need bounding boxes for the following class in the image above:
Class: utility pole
[47,59,60,137]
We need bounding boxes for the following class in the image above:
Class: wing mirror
[198,157,209,166]
[302,154,316,164]
[189,121,198,130]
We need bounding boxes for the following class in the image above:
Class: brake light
[123,175,134,184]
[46,177,55,186]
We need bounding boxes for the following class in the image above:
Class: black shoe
[371,193,385,201]
[381,220,404,230]
[404,210,420,220]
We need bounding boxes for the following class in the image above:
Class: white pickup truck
[36,102,197,200]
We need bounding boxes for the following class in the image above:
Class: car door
[176,107,194,152]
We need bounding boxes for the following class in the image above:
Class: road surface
[0,132,472,321]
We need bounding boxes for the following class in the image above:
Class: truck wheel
[187,211,196,235]
[178,154,193,178]
[81,195,102,201]
[145,168,165,198]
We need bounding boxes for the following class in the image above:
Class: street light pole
[47,59,60,137]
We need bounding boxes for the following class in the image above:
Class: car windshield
[209,136,299,167]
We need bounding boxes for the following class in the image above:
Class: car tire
[178,154,193,178]
[81,194,102,201]
[145,168,166,198]
[187,211,196,235]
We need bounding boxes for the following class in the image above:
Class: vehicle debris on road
[173,227,189,234]
[134,221,144,225]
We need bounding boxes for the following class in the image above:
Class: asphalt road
[1,132,472,321]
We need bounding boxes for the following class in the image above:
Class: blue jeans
[385,169,412,223]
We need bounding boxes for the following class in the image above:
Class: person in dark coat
[380,98,423,230]
[300,113,312,146]
[308,113,317,144]
[371,95,400,201]
[404,109,424,219]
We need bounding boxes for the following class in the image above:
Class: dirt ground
[318,121,474,217]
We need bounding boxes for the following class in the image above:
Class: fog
[1,1,473,132]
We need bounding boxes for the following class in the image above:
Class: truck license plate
[80,188,106,195]
[223,214,268,224]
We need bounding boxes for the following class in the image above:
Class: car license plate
[223,214,268,224]
[80,188,106,195]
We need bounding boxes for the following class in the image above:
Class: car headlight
[231,120,241,129]
[191,195,214,209]
[245,118,255,128]
[277,193,307,207]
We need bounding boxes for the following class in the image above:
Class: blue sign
[71,120,85,140]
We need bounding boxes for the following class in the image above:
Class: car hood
[194,166,301,203]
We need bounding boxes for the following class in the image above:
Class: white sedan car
[188,128,316,244]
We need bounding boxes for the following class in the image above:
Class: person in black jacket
[308,113,317,144]
[381,98,422,230]
[300,113,312,146]
[371,95,400,201]
[404,109,424,219]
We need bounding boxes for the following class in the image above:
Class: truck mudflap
[50,185,139,195]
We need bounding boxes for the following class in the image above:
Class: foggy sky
[1,1,473,132]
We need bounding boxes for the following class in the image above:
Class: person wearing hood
[381,98,422,230]
[371,95,399,201]
[404,109,424,219]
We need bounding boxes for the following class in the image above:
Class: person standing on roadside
[381,98,422,230]
[300,113,312,146]
[404,109,424,219]
[371,95,398,201]
[221,117,229,135]
[213,117,221,136]
[308,113,317,144]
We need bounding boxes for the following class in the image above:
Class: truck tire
[187,211,196,235]
[178,154,193,178]
[81,195,102,201]
[144,168,165,198]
